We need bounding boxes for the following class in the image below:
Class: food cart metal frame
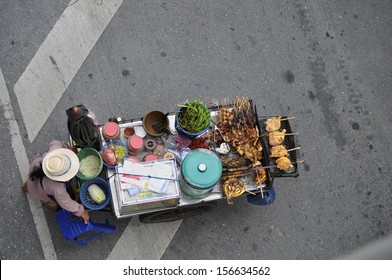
[73,104,299,223]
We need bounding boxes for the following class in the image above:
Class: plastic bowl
[100,140,128,168]
[142,110,169,137]
[175,107,210,139]
[123,126,135,138]
[76,148,103,180]
[79,177,111,210]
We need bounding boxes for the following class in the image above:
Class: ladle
[152,122,171,134]
[211,120,230,155]
[151,112,171,135]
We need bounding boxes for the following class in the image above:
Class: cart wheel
[139,202,217,223]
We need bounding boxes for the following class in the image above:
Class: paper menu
[122,159,149,176]
[147,161,173,193]
[119,159,174,194]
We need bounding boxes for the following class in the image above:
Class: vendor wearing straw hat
[22,140,89,224]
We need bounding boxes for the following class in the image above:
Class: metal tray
[209,103,274,192]
[258,115,300,178]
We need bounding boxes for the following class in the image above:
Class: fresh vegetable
[88,184,106,204]
[79,155,101,178]
[100,144,126,166]
[177,99,210,133]
[115,146,126,162]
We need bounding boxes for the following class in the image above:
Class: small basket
[76,148,103,180]
[100,140,128,168]
[80,177,111,210]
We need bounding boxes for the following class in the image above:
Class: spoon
[211,120,230,155]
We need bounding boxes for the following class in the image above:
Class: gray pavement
[1,0,391,260]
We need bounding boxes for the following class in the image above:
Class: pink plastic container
[127,135,144,155]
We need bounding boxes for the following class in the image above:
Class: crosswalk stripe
[0,67,57,259]
[14,0,123,143]
[11,0,182,259]
[108,217,182,259]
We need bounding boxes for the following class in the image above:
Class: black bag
[66,105,100,150]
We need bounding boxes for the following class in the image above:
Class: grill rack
[257,115,300,178]
[208,100,274,191]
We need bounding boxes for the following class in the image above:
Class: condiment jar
[143,154,158,162]
[144,139,156,151]
[127,135,144,155]
[108,116,126,124]
[102,122,121,141]
[123,127,135,138]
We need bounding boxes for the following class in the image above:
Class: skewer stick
[259,185,264,199]
[246,190,257,196]
[280,117,295,121]
[262,165,277,169]
[287,147,301,152]
[269,146,300,157]
[260,131,299,137]
[262,160,305,169]
[259,116,295,121]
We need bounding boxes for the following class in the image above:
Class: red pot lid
[103,122,119,137]
[128,156,140,163]
[144,154,158,162]
[129,136,143,150]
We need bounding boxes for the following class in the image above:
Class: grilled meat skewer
[270,145,289,157]
[264,116,295,132]
[270,146,301,158]
[268,129,299,146]
[269,129,286,146]
[276,156,294,171]
[265,116,281,132]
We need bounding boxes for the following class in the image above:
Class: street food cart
[71,97,300,223]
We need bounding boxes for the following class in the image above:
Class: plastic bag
[66,105,100,149]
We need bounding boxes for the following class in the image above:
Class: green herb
[177,99,211,133]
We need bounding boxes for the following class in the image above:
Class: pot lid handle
[198,163,207,172]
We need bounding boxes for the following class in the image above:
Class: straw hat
[42,148,80,182]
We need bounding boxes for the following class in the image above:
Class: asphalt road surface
[1,0,391,260]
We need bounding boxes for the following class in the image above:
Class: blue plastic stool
[247,188,276,206]
[56,209,116,246]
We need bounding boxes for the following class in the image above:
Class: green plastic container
[76,148,103,181]
[180,149,222,198]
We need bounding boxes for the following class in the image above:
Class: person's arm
[47,140,71,152]
[52,183,89,223]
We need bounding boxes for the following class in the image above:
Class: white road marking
[11,0,181,259]
[108,217,182,259]
[0,68,57,259]
[14,0,123,143]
